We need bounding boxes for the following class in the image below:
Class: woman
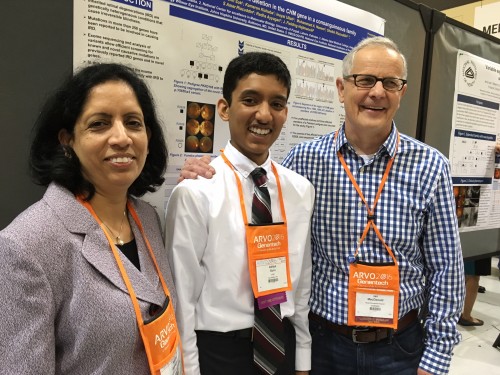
[0,63,182,374]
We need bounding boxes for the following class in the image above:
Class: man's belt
[196,328,253,339]
[309,309,418,344]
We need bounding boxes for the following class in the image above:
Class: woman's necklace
[102,210,127,246]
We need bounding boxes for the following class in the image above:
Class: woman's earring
[63,146,73,159]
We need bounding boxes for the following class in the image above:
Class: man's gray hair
[342,36,408,79]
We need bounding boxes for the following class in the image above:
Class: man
[166,52,314,374]
[181,37,464,374]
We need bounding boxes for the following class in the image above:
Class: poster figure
[454,185,481,228]
[185,101,215,153]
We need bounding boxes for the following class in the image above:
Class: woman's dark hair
[222,52,291,105]
[30,63,167,198]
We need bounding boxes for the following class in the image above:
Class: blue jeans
[310,319,424,375]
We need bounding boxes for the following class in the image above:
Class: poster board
[424,19,500,258]
[73,0,385,217]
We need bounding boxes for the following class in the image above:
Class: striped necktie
[250,167,286,374]
[251,167,273,224]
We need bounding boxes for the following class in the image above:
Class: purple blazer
[0,183,177,374]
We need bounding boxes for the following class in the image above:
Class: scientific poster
[449,50,500,232]
[73,0,384,218]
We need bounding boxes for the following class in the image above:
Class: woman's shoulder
[0,195,74,287]
[1,196,57,241]
[0,184,89,257]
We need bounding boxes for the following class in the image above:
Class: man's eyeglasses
[343,74,407,92]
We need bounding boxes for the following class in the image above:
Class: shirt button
[360,167,365,173]
[359,202,363,207]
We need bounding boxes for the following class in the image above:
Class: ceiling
[416,0,481,11]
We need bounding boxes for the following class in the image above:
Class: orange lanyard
[220,152,287,225]
[220,152,292,299]
[335,132,400,264]
[78,198,171,308]
[78,198,182,373]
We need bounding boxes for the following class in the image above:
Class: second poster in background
[449,50,500,232]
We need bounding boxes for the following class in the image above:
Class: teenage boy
[165,52,314,375]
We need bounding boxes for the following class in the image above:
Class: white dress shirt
[165,141,314,373]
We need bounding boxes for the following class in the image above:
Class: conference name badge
[348,262,400,329]
[246,222,292,298]
[142,296,183,374]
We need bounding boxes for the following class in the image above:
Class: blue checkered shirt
[282,124,464,374]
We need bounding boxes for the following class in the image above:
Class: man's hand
[496,143,500,154]
[295,371,309,375]
[178,155,216,182]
